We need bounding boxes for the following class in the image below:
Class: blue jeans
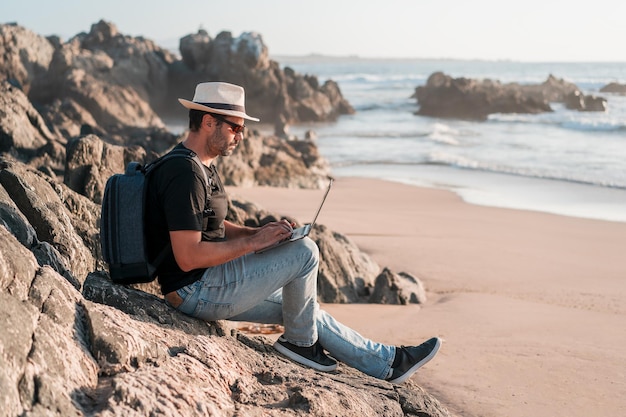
[172,237,395,379]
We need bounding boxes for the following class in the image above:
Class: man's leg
[232,292,440,382]
[231,289,395,379]
[175,237,319,345]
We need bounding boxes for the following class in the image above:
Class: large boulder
[413,72,604,120]
[0,23,55,93]
[313,224,380,303]
[28,20,173,144]
[600,82,626,95]
[564,91,608,111]
[0,80,57,154]
[0,159,96,286]
[169,29,355,125]
[64,134,151,204]
[369,268,428,305]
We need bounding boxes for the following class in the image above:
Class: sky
[4,0,626,62]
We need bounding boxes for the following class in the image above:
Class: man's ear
[202,114,212,128]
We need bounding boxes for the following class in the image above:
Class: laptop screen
[310,178,333,226]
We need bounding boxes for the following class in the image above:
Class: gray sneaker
[387,337,441,384]
[274,336,338,372]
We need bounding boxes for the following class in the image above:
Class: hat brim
[178,98,260,122]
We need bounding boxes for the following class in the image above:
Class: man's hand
[252,219,294,250]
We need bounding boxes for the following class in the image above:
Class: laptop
[255,178,334,253]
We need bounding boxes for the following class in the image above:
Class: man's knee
[295,237,319,262]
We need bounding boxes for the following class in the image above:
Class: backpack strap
[144,148,210,190]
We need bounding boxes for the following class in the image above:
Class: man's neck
[182,136,215,166]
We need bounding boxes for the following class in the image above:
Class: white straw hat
[178,82,260,121]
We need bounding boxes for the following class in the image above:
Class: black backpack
[100,148,208,285]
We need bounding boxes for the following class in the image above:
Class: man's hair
[188,109,205,131]
[188,109,223,131]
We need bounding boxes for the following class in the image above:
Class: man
[145,81,441,382]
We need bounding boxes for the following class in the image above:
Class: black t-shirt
[145,143,228,294]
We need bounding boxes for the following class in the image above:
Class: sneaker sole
[389,337,442,384]
[273,341,338,372]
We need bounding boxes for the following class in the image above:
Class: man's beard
[210,129,237,157]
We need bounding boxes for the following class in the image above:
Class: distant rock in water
[413,72,607,121]
[564,91,607,112]
[600,82,626,95]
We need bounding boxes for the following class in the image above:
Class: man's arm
[224,220,256,239]
[170,220,293,271]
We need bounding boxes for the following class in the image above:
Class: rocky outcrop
[172,30,354,124]
[563,91,607,111]
[0,20,353,148]
[0,23,55,93]
[413,72,607,120]
[600,82,626,95]
[0,81,57,154]
[0,159,96,287]
[0,234,450,415]
[0,148,444,416]
[0,20,350,188]
[62,131,332,205]
[215,132,331,189]
[28,22,170,146]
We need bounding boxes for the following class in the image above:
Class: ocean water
[273,57,626,223]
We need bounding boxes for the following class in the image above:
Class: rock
[168,28,354,124]
[0,228,98,416]
[412,72,600,120]
[179,29,213,71]
[39,98,102,140]
[64,134,129,203]
[600,82,626,95]
[27,20,171,144]
[0,225,452,416]
[314,224,380,303]
[0,23,55,94]
[369,268,427,305]
[0,80,57,154]
[305,130,318,141]
[564,91,607,112]
[0,183,37,247]
[1,20,353,157]
[274,114,291,139]
[0,159,95,286]
[214,130,331,188]
[584,95,608,111]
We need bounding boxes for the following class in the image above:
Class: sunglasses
[210,113,245,134]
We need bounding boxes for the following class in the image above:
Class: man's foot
[387,337,441,384]
[274,336,338,372]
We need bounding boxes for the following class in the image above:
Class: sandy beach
[228,178,626,417]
